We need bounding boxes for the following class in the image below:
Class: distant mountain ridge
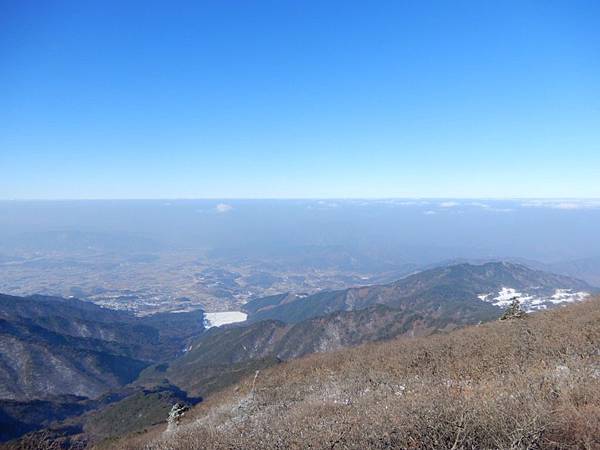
[244,262,593,323]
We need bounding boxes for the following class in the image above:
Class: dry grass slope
[119,298,600,450]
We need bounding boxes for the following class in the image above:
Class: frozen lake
[204,311,248,328]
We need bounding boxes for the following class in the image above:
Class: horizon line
[2,197,600,202]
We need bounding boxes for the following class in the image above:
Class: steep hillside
[122,298,600,450]
[0,319,150,401]
[0,294,205,402]
[245,262,593,323]
[139,300,499,398]
[0,395,90,442]
[0,384,200,447]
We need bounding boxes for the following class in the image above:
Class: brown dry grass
[117,299,600,450]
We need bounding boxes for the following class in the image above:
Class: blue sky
[1,0,599,199]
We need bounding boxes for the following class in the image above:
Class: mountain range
[0,261,595,446]
[243,262,592,323]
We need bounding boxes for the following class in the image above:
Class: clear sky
[1,0,599,199]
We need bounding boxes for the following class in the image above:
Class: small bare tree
[499,297,526,320]
[166,403,189,433]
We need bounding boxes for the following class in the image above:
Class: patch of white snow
[549,289,590,304]
[204,311,248,328]
[476,287,590,313]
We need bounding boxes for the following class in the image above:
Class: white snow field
[477,287,590,312]
[204,311,248,328]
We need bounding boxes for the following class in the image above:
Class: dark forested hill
[0,294,204,402]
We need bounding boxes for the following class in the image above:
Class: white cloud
[355,199,432,207]
[468,202,490,209]
[423,210,437,215]
[467,202,513,213]
[439,201,459,208]
[316,200,339,208]
[521,199,600,210]
[553,202,591,210]
[215,203,233,213]
[395,200,432,206]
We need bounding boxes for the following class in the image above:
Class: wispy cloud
[439,201,460,208]
[215,203,233,213]
[317,200,339,208]
[521,200,600,210]
[552,203,586,210]
[423,210,437,215]
[467,202,513,213]
[468,202,490,209]
[396,200,431,206]
[307,200,340,210]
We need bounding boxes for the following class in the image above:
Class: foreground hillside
[138,302,499,399]
[122,298,600,450]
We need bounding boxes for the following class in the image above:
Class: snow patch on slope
[550,289,590,304]
[478,287,590,312]
[204,311,247,328]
